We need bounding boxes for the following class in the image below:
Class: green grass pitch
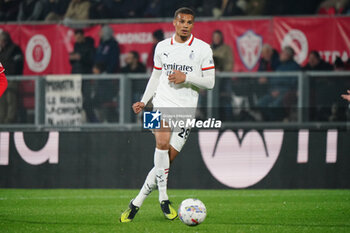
[0,189,349,233]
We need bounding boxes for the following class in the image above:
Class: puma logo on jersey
[189,50,195,60]
[163,52,169,57]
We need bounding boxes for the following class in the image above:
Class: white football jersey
[153,34,215,108]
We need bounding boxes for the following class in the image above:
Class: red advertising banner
[0,16,349,75]
[273,17,350,66]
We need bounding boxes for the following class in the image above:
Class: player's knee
[156,140,170,150]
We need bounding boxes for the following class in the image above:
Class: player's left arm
[186,46,215,89]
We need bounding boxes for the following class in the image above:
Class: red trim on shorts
[170,38,173,45]
[154,66,162,70]
[201,66,215,71]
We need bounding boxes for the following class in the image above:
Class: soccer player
[120,7,215,222]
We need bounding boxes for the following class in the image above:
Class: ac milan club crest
[236,30,263,70]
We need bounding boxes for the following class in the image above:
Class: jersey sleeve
[201,46,215,71]
[185,45,215,90]
[153,44,162,70]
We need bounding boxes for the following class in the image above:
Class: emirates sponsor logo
[163,63,194,72]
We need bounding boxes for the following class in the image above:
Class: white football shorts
[152,94,194,152]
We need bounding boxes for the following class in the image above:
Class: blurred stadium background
[0,0,349,232]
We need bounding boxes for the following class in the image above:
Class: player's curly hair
[174,7,195,20]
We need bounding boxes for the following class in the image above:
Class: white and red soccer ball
[178,198,207,226]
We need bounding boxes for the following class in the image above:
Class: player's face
[173,13,194,40]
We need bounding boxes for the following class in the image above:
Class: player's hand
[341,90,350,102]
[168,70,186,84]
[132,102,145,114]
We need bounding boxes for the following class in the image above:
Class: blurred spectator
[334,56,346,71]
[91,62,118,122]
[0,31,23,123]
[158,0,178,17]
[95,25,120,73]
[211,30,235,120]
[221,0,246,16]
[317,0,348,14]
[0,0,20,21]
[64,0,90,21]
[69,29,96,122]
[90,0,147,19]
[258,44,280,71]
[43,0,70,21]
[144,0,162,17]
[344,1,350,13]
[69,29,95,74]
[121,51,147,108]
[121,51,146,74]
[123,0,148,18]
[303,50,333,71]
[265,0,323,15]
[310,56,347,122]
[146,29,164,71]
[0,63,7,97]
[90,0,127,19]
[303,51,333,121]
[276,47,300,71]
[198,0,221,17]
[341,90,350,102]
[17,0,45,21]
[211,30,233,72]
[246,0,266,15]
[346,59,350,70]
[314,56,349,121]
[254,44,280,102]
[257,46,300,121]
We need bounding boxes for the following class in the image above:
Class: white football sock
[132,167,157,207]
[154,148,170,203]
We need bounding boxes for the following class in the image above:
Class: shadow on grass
[225,222,350,228]
[0,218,114,226]
[0,216,180,226]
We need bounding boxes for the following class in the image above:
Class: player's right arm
[132,44,162,114]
